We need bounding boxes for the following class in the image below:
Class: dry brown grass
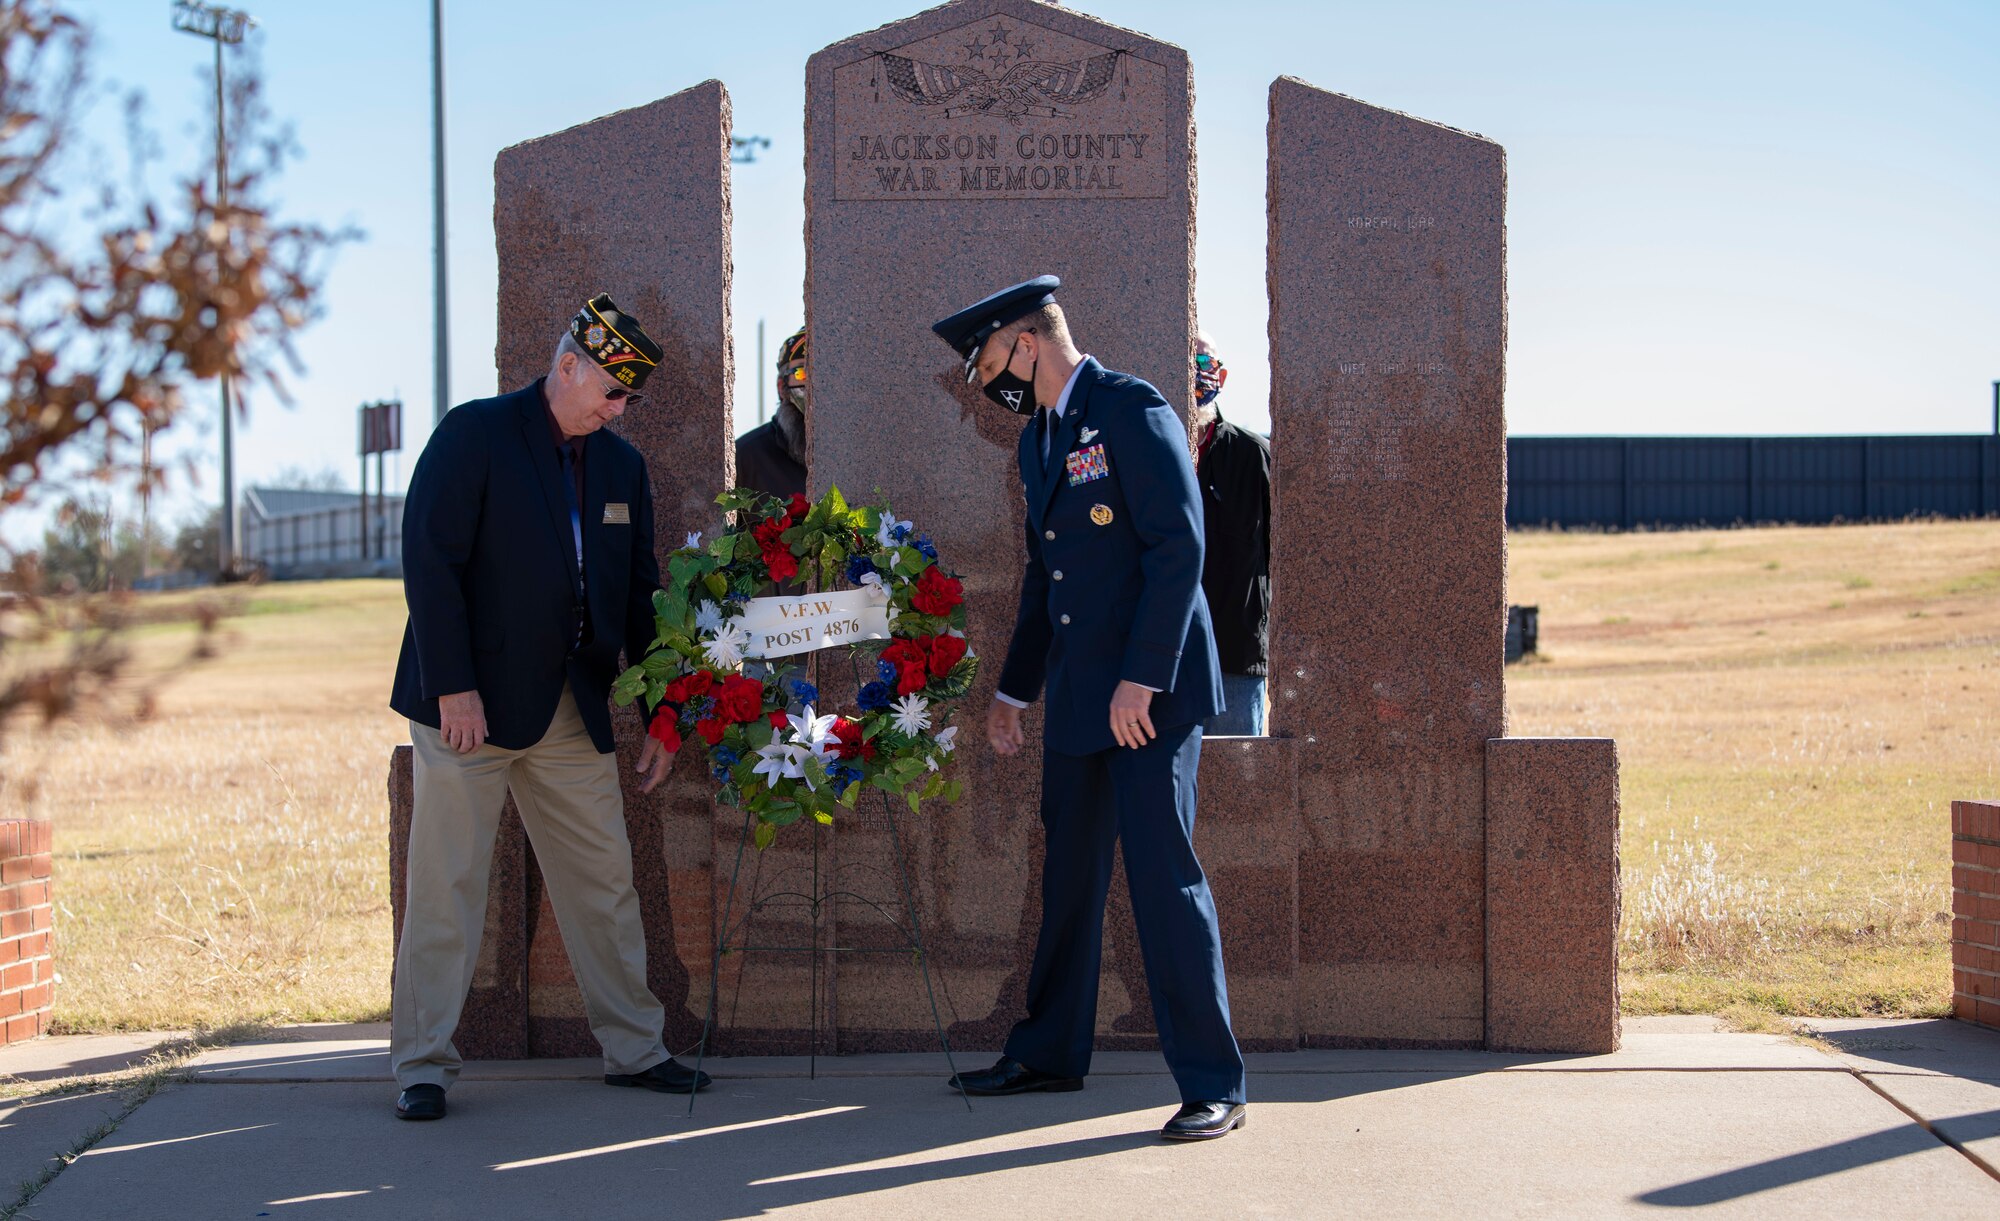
[2,582,406,1031]
[1508,519,2000,1019]
[6,519,1995,1033]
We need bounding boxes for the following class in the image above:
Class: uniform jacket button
[1044,530,1055,541]
[1060,614,1071,625]
[1052,570,1064,580]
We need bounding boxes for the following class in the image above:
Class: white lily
[858,571,890,603]
[684,531,703,549]
[875,510,911,549]
[935,725,959,754]
[891,693,932,736]
[787,704,842,764]
[702,621,751,669]
[694,599,725,633]
[751,741,809,787]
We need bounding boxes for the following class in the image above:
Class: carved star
[962,37,985,61]
[986,22,1009,43]
[1013,37,1039,59]
[985,41,1011,63]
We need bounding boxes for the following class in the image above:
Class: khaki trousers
[392,687,667,1088]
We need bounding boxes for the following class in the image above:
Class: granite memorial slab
[806,0,1196,1052]
[1266,76,1507,1047]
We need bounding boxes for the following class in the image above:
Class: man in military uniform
[388,294,711,1121]
[931,277,1247,1141]
[734,326,808,504]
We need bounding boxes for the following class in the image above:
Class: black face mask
[980,333,1039,416]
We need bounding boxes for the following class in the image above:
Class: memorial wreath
[612,487,975,848]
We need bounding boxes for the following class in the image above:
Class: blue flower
[891,522,913,543]
[829,765,865,797]
[844,554,876,586]
[726,590,751,604]
[685,695,715,720]
[877,660,897,684]
[712,764,733,784]
[858,681,892,712]
[714,746,741,768]
[913,534,938,560]
[789,680,820,706]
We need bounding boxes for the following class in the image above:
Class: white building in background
[239,486,403,578]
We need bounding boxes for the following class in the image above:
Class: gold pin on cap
[1090,504,1114,526]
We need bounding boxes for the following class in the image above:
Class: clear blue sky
[71,0,2000,526]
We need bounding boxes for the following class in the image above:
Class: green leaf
[929,655,980,701]
[907,790,923,814]
[753,821,776,851]
[813,810,834,826]
[704,572,728,599]
[840,783,862,808]
[709,532,737,562]
[734,532,760,561]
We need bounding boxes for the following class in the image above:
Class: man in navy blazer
[931,277,1247,1141]
[387,294,710,1121]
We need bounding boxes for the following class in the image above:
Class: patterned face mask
[1194,351,1228,406]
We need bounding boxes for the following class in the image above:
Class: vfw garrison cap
[570,293,663,390]
[930,275,1060,383]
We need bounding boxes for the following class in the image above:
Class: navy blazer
[389,379,660,753]
[997,358,1224,756]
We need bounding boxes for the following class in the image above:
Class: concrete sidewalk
[0,1017,1994,1219]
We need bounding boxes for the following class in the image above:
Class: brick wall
[1952,799,2000,1031]
[0,819,53,1045]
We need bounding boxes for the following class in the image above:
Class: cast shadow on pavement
[1635,1110,2000,1207]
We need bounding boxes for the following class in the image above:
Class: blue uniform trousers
[1003,722,1247,1104]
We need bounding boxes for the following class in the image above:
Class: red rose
[753,517,787,549]
[648,713,682,753]
[927,633,968,675]
[770,710,790,730]
[766,548,800,583]
[684,670,715,698]
[717,674,765,724]
[787,493,811,523]
[695,718,726,747]
[910,567,964,616]
[881,638,930,694]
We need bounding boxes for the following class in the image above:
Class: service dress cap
[570,293,664,391]
[931,275,1060,383]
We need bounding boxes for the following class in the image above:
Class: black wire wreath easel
[685,652,973,1114]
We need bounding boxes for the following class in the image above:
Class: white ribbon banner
[738,588,891,660]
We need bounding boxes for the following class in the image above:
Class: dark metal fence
[1506,435,2000,528]
[242,505,402,566]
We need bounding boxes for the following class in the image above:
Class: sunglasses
[592,367,646,407]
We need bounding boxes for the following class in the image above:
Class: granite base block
[1485,737,1621,1054]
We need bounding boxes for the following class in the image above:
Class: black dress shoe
[946,1056,1083,1096]
[394,1083,446,1121]
[1161,1101,1246,1140]
[605,1058,713,1094]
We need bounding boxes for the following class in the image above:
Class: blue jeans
[1203,673,1266,737]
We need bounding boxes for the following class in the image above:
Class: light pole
[432,0,450,425]
[172,1,254,576]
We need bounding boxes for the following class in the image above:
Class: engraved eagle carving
[878,50,1124,122]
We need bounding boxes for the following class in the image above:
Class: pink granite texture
[1953,799,2000,1031]
[1266,77,1508,1048]
[1484,738,1620,1053]
[388,80,733,1060]
[804,0,1203,1055]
